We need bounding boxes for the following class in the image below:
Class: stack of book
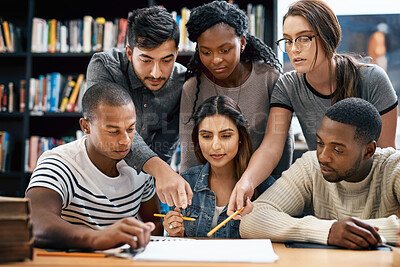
[0,196,33,262]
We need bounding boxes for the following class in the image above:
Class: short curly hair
[82,82,133,121]
[325,97,382,144]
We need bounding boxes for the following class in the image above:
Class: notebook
[134,239,279,263]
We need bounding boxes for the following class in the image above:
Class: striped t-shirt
[26,136,155,230]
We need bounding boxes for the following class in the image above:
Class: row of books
[28,73,86,113]
[0,131,11,173]
[0,196,33,262]
[0,80,25,113]
[172,4,268,52]
[31,8,197,54]
[31,16,128,53]
[247,3,266,42]
[0,17,23,53]
[172,8,195,52]
[25,132,82,173]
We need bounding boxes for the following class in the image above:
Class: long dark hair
[284,0,362,104]
[185,0,282,123]
[191,95,253,180]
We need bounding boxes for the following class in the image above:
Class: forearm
[240,208,335,244]
[142,157,173,178]
[362,215,400,243]
[126,131,157,174]
[32,211,96,249]
[241,140,285,189]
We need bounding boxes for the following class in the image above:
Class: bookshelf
[0,0,277,197]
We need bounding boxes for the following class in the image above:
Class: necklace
[212,63,245,105]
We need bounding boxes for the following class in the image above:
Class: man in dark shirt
[86,6,192,209]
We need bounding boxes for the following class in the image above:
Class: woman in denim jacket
[163,95,275,238]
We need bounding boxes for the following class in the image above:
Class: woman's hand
[240,197,254,217]
[227,177,255,219]
[163,207,185,237]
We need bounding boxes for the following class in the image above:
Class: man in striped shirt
[26,82,163,250]
[240,98,400,250]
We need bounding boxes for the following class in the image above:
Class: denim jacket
[179,163,275,238]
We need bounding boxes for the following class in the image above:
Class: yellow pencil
[37,251,107,257]
[207,207,244,237]
[153,213,196,221]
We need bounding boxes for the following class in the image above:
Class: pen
[37,251,107,257]
[153,213,196,221]
[207,207,245,237]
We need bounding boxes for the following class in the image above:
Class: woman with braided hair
[179,0,294,186]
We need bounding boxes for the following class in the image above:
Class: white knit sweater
[240,147,400,244]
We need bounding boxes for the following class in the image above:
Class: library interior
[0,0,400,265]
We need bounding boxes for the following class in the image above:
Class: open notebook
[133,238,279,263]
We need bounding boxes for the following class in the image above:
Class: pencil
[153,213,196,221]
[37,251,107,257]
[207,207,245,237]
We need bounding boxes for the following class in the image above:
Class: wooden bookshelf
[0,0,277,196]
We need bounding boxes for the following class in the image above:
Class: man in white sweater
[240,97,400,249]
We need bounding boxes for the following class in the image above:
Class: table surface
[0,243,394,267]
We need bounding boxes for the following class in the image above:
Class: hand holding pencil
[161,207,186,237]
[207,197,254,237]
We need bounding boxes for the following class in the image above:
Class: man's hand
[143,157,193,209]
[89,218,155,250]
[328,217,381,249]
[156,169,193,209]
[227,177,255,219]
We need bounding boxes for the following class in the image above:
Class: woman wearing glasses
[228,0,398,217]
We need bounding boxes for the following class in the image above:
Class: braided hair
[185,0,282,123]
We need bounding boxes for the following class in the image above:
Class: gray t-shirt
[271,64,398,150]
[86,48,187,172]
[180,61,294,178]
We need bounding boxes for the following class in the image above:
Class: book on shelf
[26,135,79,172]
[2,20,13,53]
[7,82,14,112]
[0,196,33,262]
[19,80,26,112]
[28,135,39,172]
[66,73,85,112]
[94,17,105,52]
[0,84,6,112]
[59,75,75,112]
[0,20,5,53]
[172,8,195,52]
[83,16,93,53]
[47,19,57,53]
[246,3,265,41]
[116,18,128,50]
[0,18,23,53]
[0,82,22,113]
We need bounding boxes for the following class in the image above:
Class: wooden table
[0,243,394,267]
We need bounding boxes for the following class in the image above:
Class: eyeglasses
[275,34,318,53]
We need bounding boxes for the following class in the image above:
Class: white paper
[134,239,279,263]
